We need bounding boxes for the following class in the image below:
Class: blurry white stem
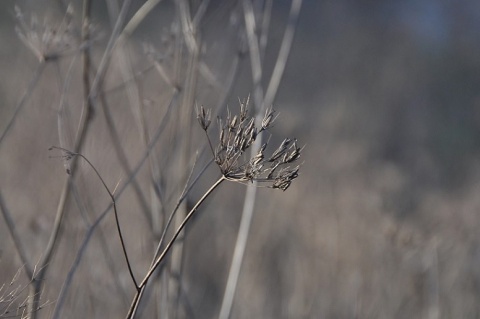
[218,181,257,319]
[219,1,302,318]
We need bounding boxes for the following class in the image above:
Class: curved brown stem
[125,176,226,319]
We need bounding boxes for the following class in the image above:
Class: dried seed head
[249,126,258,142]
[272,166,300,191]
[197,97,303,190]
[230,115,238,131]
[219,126,226,147]
[261,106,276,131]
[251,148,264,166]
[239,95,250,121]
[15,5,93,62]
[283,139,303,163]
[196,105,211,130]
[268,138,291,162]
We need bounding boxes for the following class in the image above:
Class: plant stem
[27,2,96,317]
[77,153,138,288]
[126,176,226,319]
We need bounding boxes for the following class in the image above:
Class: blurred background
[1,0,480,318]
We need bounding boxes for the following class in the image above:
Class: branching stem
[50,146,138,289]
[125,176,226,319]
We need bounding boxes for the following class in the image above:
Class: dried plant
[5,3,304,318]
[198,97,303,191]
[14,5,77,62]
[0,267,50,319]
[125,100,303,318]
[48,146,138,290]
[14,5,100,62]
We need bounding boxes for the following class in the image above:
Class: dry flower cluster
[14,5,78,61]
[197,97,303,191]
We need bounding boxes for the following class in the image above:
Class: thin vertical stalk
[219,1,302,318]
[263,0,302,108]
[217,2,265,318]
[218,180,257,319]
[259,0,273,62]
[28,1,97,317]
[242,0,264,110]
[170,21,201,319]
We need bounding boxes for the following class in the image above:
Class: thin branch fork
[49,146,139,289]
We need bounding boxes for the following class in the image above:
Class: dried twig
[49,146,138,288]
[52,91,179,319]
